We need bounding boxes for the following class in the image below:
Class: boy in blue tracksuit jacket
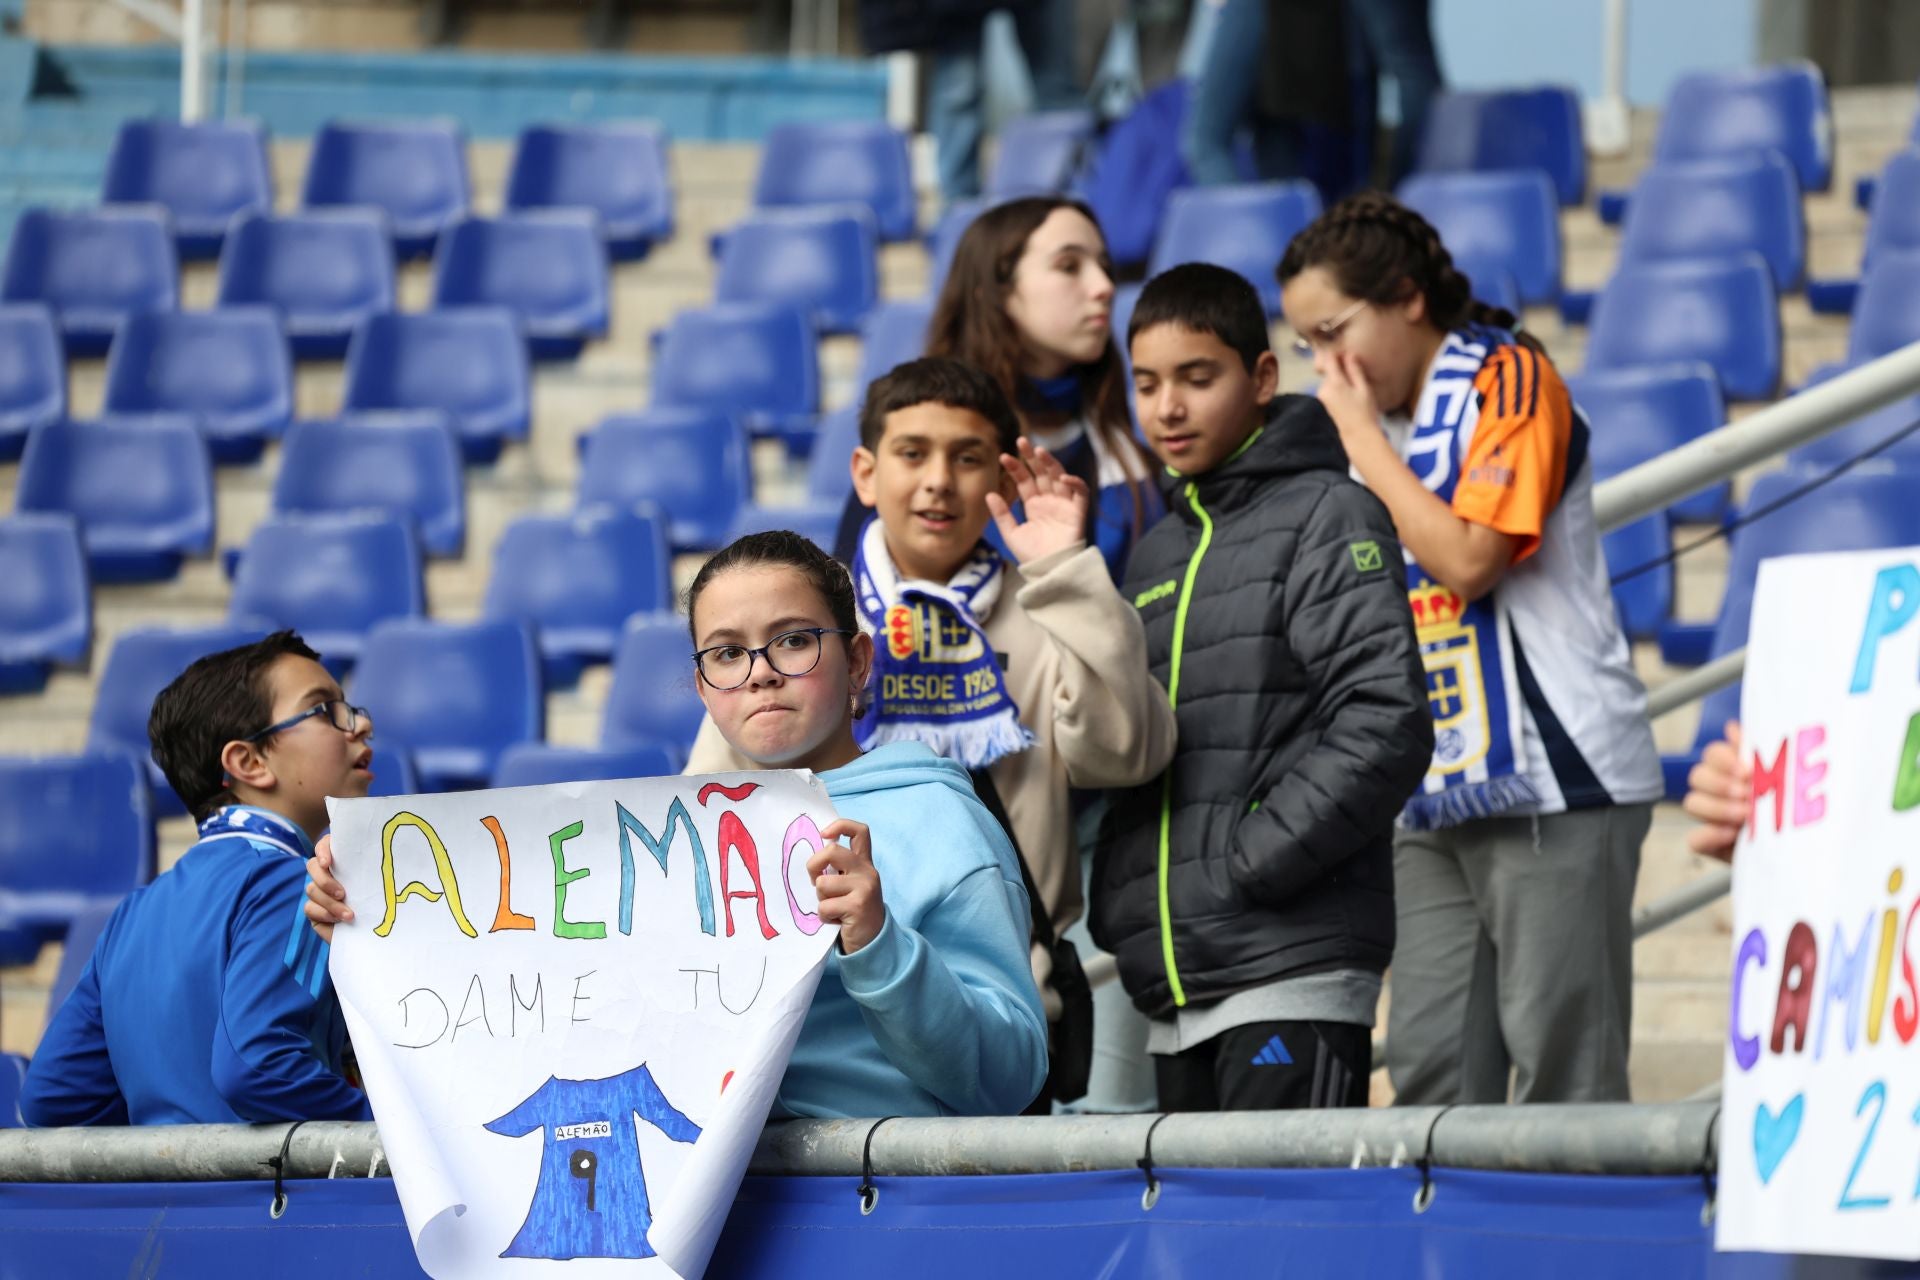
[21,631,377,1126]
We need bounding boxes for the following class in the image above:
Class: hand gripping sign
[325,771,838,1278]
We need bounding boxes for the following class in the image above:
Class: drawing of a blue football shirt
[483,1064,702,1260]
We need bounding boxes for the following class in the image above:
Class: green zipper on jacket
[1158,480,1214,1008]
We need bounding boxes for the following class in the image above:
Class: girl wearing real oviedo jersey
[1277,193,1663,1105]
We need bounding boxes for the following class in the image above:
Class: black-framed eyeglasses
[1290,297,1371,358]
[692,628,857,691]
[245,699,369,743]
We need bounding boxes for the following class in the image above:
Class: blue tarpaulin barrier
[4,1166,1912,1277]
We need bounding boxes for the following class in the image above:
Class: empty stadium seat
[1812,148,1920,314]
[45,895,120,1016]
[1601,515,1674,643]
[805,405,861,504]
[0,207,177,356]
[1450,255,1522,316]
[1413,86,1586,206]
[714,206,878,336]
[649,303,818,452]
[0,303,64,461]
[229,515,425,671]
[1147,182,1323,314]
[101,119,273,258]
[341,309,529,463]
[854,298,934,395]
[926,197,987,298]
[0,1053,23,1127]
[16,416,214,582]
[366,748,420,798]
[0,514,90,695]
[1566,363,1730,525]
[1399,170,1561,306]
[724,502,842,554]
[577,410,752,552]
[101,308,293,464]
[492,742,681,789]
[1653,62,1832,194]
[350,617,541,791]
[1784,365,1920,473]
[987,109,1094,197]
[1842,247,1920,364]
[271,413,466,558]
[217,210,396,359]
[0,755,152,966]
[301,120,470,257]
[1583,255,1780,402]
[505,121,673,260]
[1661,471,1920,794]
[603,612,706,753]
[430,213,608,359]
[1616,153,1805,292]
[88,625,267,815]
[752,120,916,242]
[482,506,673,688]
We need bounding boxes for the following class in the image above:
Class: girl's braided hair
[1276,191,1546,355]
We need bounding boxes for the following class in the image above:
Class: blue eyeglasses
[245,699,369,743]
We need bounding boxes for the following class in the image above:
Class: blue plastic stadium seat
[45,895,122,1016]
[271,413,466,558]
[365,749,420,798]
[715,206,878,336]
[341,309,529,464]
[1785,364,1920,472]
[16,416,214,582]
[0,1053,24,1127]
[301,120,469,258]
[482,506,673,689]
[1659,471,1920,794]
[102,119,272,258]
[649,303,818,452]
[1616,153,1805,292]
[88,625,267,815]
[492,742,681,789]
[0,207,177,356]
[0,303,64,461]
[1653,62,1832,194]
[0,755,152,965]
[0,515,90,695]
[724,502,842,554]
[430,213,608,360]
[752,120,916,243]
[805,404,861,504]
[1584,255,1780,402]
[350,617,541,792]
[577,409,752,552]
[1413,86,1586,206]
[1147,182,1323,315]
[229,515,424,671]
[217,210,396,359]
[1842,247,1920,364]
[1399,170,1561,306]
[854,298,934,395]
[101,308,292,464]
[1600,514,1673,643]
[505,122,673,260]
[1565,363,1730,525]
[1449,255,1521,315]
[1812,149,1920,315]
[926,197,988,299]
[988,109,1094,197]
[603,613,706,753]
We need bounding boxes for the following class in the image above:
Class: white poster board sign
[1719,547,1920,1258]
[326,771,838,1278]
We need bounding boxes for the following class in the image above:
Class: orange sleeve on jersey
[1451,345,1572,565]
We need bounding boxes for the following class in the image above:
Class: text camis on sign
[1720,548,1920,1259]
[325,772,839,1279]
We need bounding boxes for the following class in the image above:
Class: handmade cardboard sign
[1719,547,1920,1258]
[326,771,839,1278]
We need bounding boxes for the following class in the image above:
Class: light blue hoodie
[773,741,1048,1119]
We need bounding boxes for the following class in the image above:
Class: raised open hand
[984,437,1091,566]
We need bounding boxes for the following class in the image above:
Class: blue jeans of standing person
[930,0,1082,202]
[1348,0,1442,182]
[1181,0,1301,186]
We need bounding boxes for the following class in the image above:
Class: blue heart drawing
[1753,1094,1805,1184]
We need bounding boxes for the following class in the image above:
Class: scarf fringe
[860,716,1037,773]
[1398,774,1543,832]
